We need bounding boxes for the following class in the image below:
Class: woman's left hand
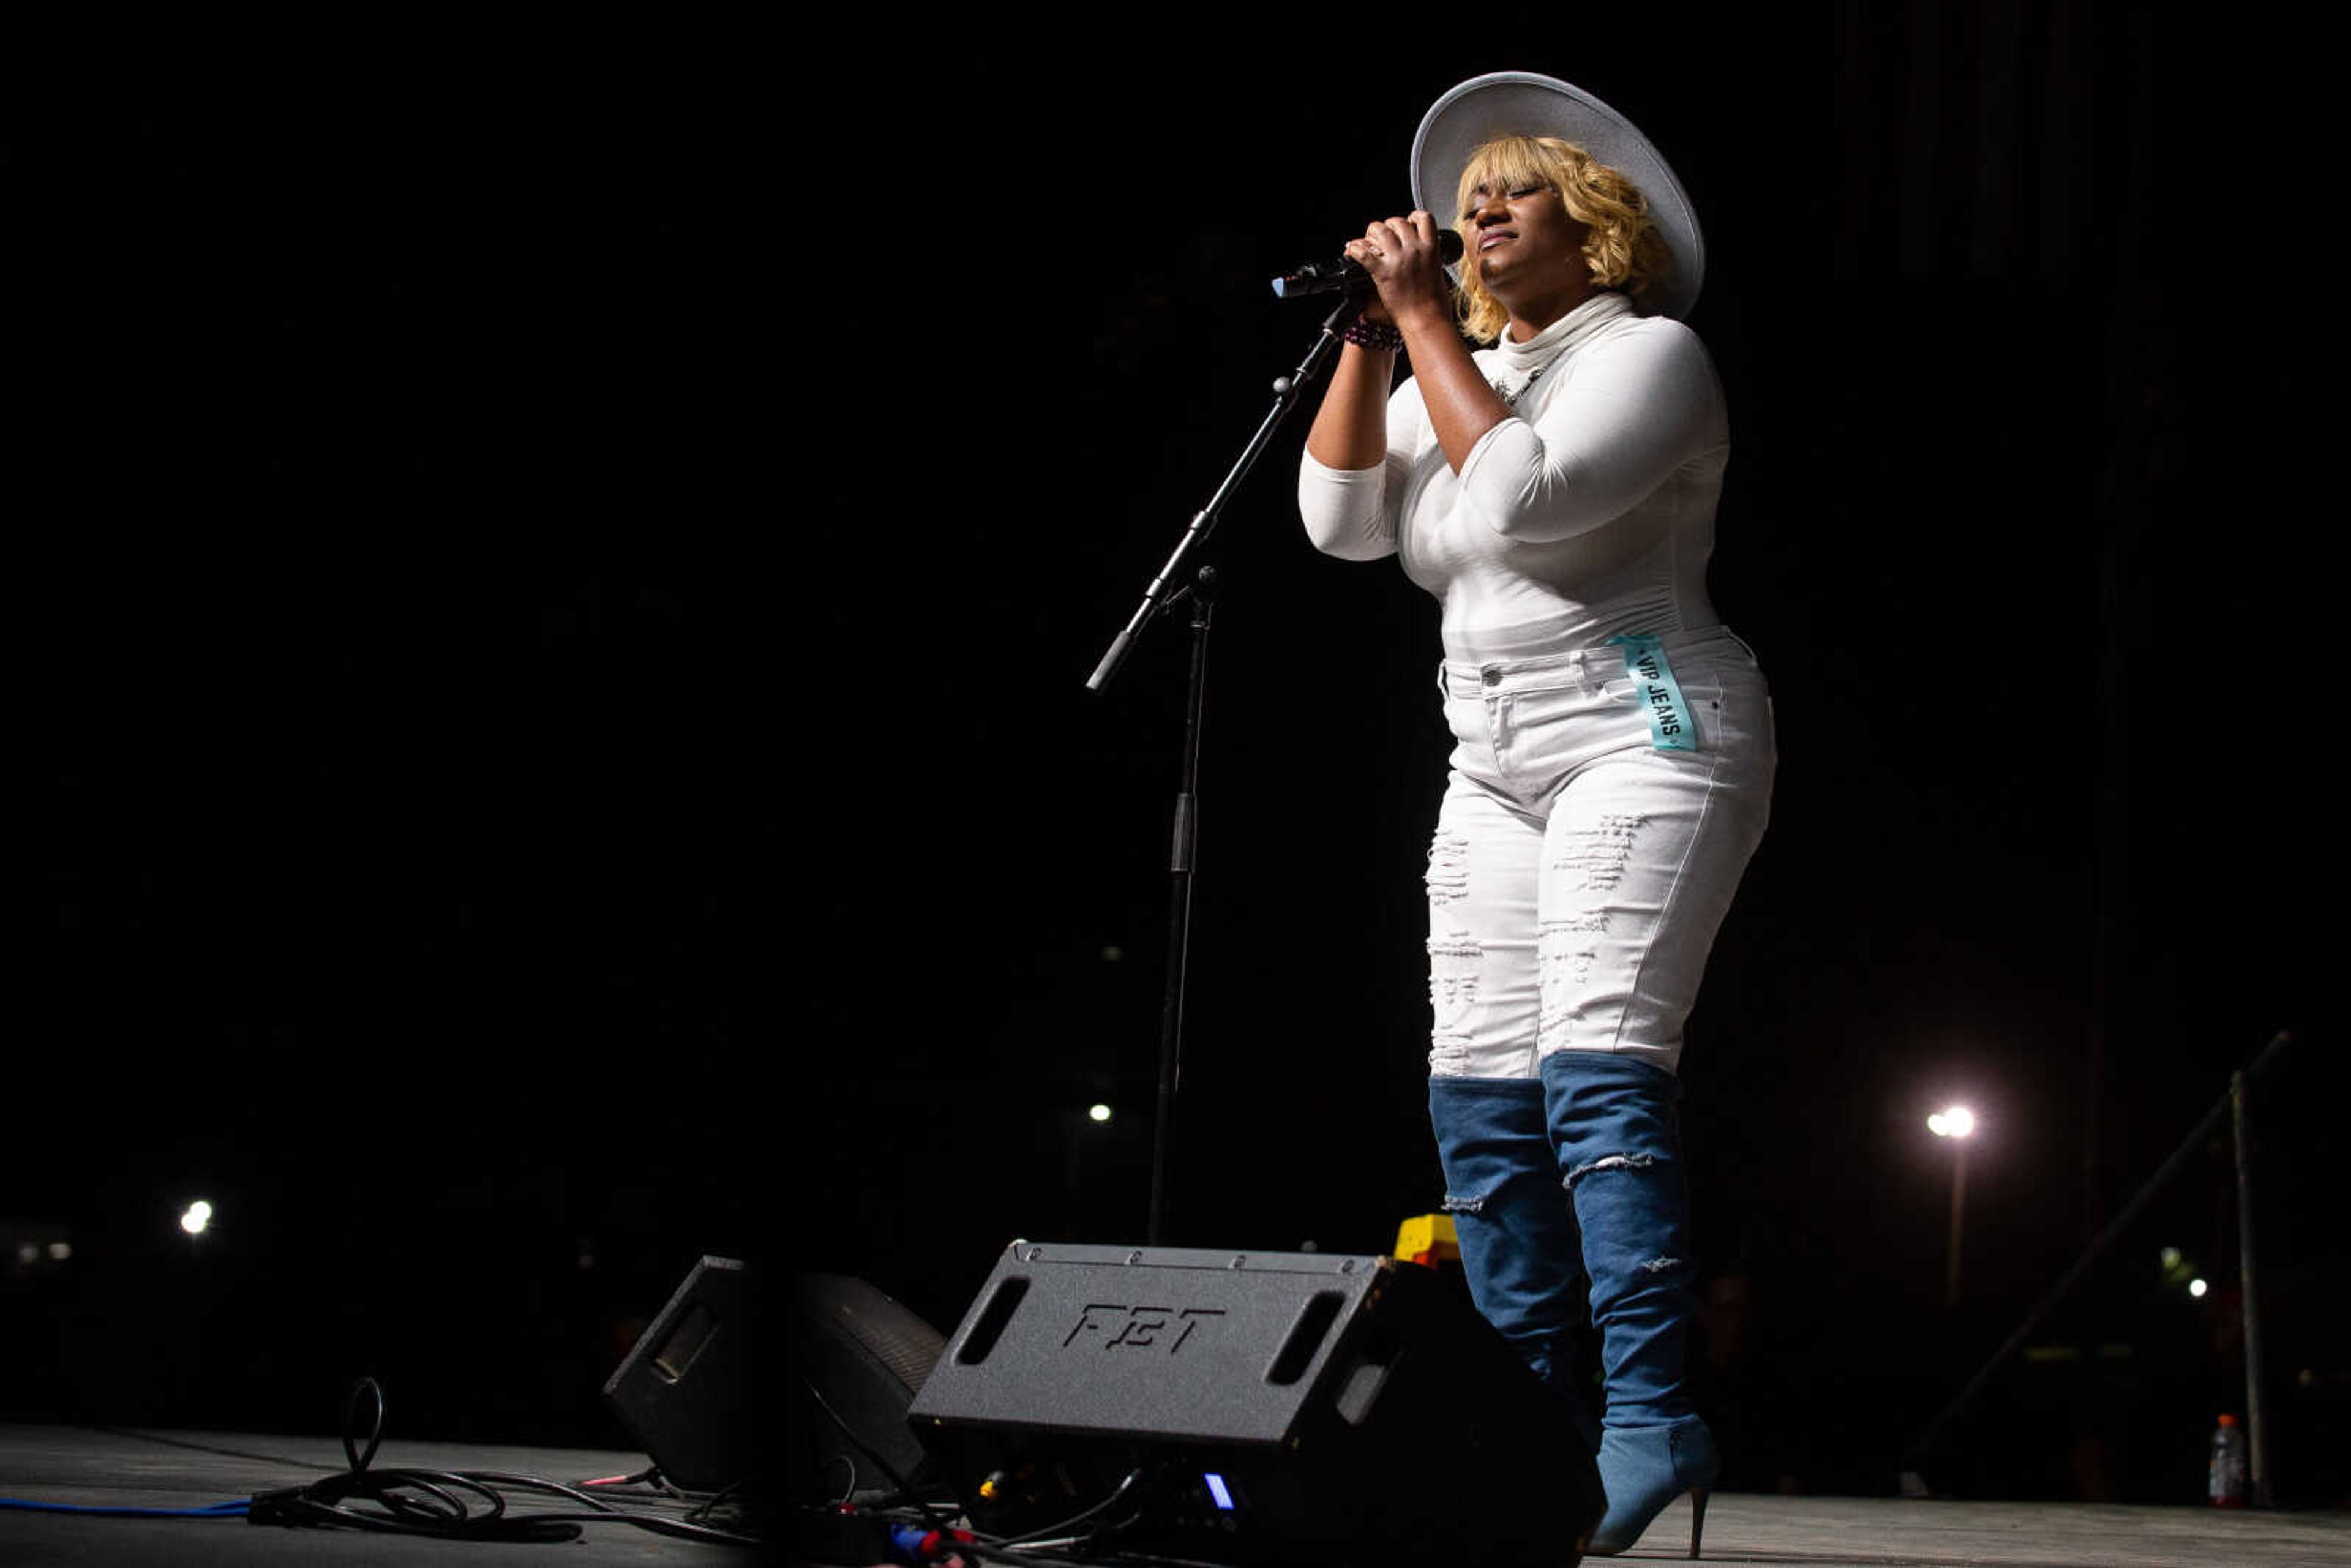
[1343,211,1453,332]
[1344,209,1512,476]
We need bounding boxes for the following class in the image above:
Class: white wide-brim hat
[1411,70,1706,320]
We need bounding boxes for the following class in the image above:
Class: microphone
[1270,230,1463,298]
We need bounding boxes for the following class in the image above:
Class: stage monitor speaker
[908,1241,1602,1566]
[602,1255,752,1491]
[787,1270,951,1504]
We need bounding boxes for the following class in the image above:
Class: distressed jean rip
[1427,928,1482,1073]
[1534,912,1610,1048]
[1425,831,1471,907]
[1552,813,1647,892]
[1563,1151,1659,1191]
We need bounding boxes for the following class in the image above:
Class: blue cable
[0,1496,251,1517]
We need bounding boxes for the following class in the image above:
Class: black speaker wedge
[907,1240,1602,1565]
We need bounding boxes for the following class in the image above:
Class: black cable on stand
[1148,567,1214,1245]
[1087,287,1366,1245]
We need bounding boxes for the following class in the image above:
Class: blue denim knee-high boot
[1539,1050,1719,1558]
[1427,1075,1602,1452]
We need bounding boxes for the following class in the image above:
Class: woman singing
[1297,72,1774,1558]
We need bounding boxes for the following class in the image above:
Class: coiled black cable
[244,1376,760,1547]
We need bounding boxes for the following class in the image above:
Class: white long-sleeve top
[1297,291,1730,661]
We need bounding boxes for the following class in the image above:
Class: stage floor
[0,1423,747,1564]
[5,1425,2344,1566]
[1634,1490,2348,1566]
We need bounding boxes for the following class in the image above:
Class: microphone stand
[1087,289,1366,1245]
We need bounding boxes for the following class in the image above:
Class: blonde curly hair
[1452,134,1673,343]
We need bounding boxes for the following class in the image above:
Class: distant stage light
[2161,1246,2183,1269]
[1929,1105,1976,1139]
[2189,1278,2209,1298]
[180,1200,214,1236]
[47,1242,71,1262]
[1089,1103,1113,1123]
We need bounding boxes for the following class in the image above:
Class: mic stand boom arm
[1085,291,1365,1246]
[1086,290,1360,694]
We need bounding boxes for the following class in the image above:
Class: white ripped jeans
[1426,626,1775,1080]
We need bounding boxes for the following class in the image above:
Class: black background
[11,9,2344,1507]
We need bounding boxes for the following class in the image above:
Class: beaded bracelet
[1343,318,1404,352]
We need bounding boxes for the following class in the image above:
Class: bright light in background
[179,1200,214,1236]
[1927,1105,1976,1139]
[1088,1103,1114,1123]
[2161,1246,2183,1270]
[2189,1278,2209,1298]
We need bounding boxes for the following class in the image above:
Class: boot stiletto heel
[1586,1418,1720,1556]
[1542,1051,1721,1557]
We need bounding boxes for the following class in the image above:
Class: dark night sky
[12,12,2344,1502]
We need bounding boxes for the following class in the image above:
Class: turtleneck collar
[1491,290,1637,372]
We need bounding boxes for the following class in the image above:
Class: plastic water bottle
[2208,1412,2247,1507]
